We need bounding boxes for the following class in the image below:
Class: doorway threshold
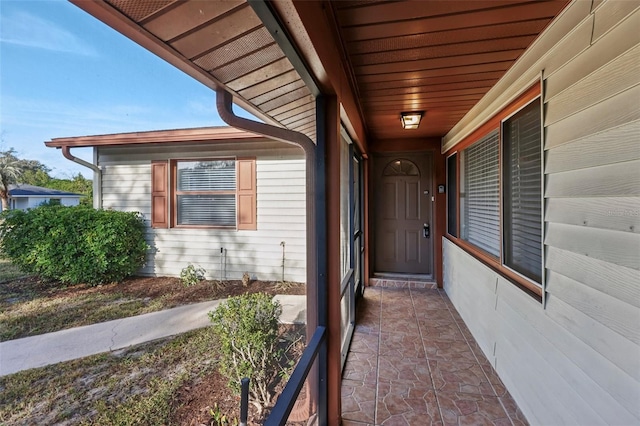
[370,273,436,289]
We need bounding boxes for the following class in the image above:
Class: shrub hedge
[209,293,283,410]
[0,205,148,285]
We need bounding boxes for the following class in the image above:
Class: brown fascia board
[45,127,267,148]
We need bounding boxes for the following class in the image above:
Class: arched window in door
[383,159,420,176]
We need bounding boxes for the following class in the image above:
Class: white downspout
[61,146,102,209]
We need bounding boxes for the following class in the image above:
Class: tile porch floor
[341,286,528,426]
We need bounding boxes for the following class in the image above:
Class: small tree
[0,149,24,211]
[209,293,282,412]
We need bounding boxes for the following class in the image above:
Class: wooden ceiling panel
[273,102,315,122]
[106,0,175,22]
[365,101,479,113]
[170,4,261,59]
[258,87,312,111]
[351,36,536,67]
[332,0,570,141]
[335,1,532,27]
[192,27,274,71]
[357,61,513,84]
[361,72,504,92]
[356,50,522,75]
[208,44,285,84]
[348,19,552,55]
[91,0,570,145]
[339,1,568,42]
[363,88,490,104]
[238,69,300,100]
[248,79,307,106]
[225,58,294,92]
[365,80,499,98]
[281,111,317,127]
[141,1,244,41]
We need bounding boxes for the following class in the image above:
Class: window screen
[460,130,500,257]
[503,100,542,283]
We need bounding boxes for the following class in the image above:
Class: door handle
[423,223,430,239]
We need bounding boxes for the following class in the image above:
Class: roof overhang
[46,126,267,148]
[67,0,570,150]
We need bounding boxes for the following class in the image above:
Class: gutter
[61,146,102,209]
[216,88,324,421]
[216,88,317,285]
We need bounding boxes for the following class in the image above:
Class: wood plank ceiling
[75,0,570,145]
[329,0,571,141]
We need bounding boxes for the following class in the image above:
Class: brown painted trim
[150,161,169,229]
[236,157,257,230]
[273,0,368,153]
[46,127,266,148]
[443,84,541,155]
[324,95,342,425]
[363,158,371,287]
[442,84,544,299]
[447,236,543,300]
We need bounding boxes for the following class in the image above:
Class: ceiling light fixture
[400,111,424,129]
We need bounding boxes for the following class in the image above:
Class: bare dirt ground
[2,274,305,307]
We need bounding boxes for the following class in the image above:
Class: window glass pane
[177,160,235,191]
[383,159,419,176]
[340,136,351,280]
[460,130,500,257]
[503,100,542,283]
[447,154,458,237]
[177,194,236,226]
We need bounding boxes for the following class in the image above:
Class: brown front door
[374,153,433,275]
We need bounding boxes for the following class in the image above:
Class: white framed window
[175,160,236,227]
[150,157,256,230]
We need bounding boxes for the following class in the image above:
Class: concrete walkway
[0,294,306,377]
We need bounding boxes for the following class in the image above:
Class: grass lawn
[0,257,27,282]
[0,327,217,425]
[0,323,304,425]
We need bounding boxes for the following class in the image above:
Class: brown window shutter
[237,158,256,230]
[151,161,169,228]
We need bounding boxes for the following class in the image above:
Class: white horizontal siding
[444,240,640,425]
[443,2,640,424]
[98,147,306,282]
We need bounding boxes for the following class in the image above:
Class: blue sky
[1,0,247,178]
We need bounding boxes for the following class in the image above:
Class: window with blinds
[447,153,458,237]
[503,100,542,283]
[460,130,500,257]
[176,160,236,227]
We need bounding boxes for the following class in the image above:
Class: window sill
[172,225,237,230]
[444,234,542,301]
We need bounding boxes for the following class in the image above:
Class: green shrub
[209,293,282,411]
[180,263,206,287]
[0,205,148,285]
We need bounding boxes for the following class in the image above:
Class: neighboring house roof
[46,126,266,148]
[8,184,82,198]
